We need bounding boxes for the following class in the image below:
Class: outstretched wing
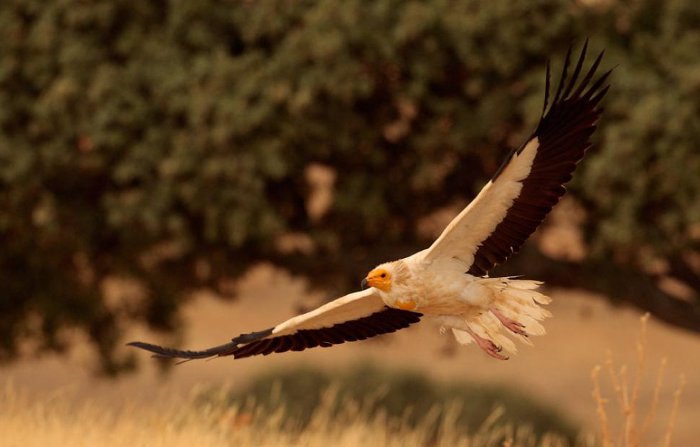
[128,289,422,361]
[420,41,611,275]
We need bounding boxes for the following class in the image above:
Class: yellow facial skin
[364,268,392,292]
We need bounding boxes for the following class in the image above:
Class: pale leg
[436,316,508,360]
[490,308,528,336]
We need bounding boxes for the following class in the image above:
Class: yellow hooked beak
[362,268,392,292]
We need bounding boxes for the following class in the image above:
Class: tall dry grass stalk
[591,314,685,447]
[0,380,573,447]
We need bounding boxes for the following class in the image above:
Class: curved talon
[491,308,529,337]
[465,326,509,360]
[484,342,508,360]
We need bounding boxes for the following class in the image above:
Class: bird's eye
[380,273,387,278]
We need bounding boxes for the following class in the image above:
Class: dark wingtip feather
[552,43,573,105]
[589,85,611,108]
[537,44,611,137]
[571,49,605,99]
[127,328,275,361]
[542,59,551,118]
[582,68,613,103]
[562,39,588,100]
[127,340,238,360]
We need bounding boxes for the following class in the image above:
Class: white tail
[451,277,552,356]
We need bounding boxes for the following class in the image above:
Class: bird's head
[361,264,395,292]
[362,260,409,293]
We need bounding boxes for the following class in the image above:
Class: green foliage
[202,365,577,442]
[0,0,698,372]
[573,0,700,260]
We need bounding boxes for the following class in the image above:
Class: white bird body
[129,43,610,363]
[372,257,489,313]
[369,255,550,358]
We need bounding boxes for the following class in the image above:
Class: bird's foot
[491,308,528,337]
[465,326,508,360]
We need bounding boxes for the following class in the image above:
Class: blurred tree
[0,0,698,374]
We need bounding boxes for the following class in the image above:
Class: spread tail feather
[452,277,552,357]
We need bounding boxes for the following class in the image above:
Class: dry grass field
[1,382,579,447]
[2,265,698,446]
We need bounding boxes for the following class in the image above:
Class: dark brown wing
[128,289,422,361]
[421,41,611,275]
[467,42,611,276]
[227,307,421,359]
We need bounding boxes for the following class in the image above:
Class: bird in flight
[129,42,611,362]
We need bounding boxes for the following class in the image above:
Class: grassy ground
[0,380,580,447]
[222,365,577,438]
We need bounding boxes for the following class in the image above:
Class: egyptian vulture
[129,43,610,361]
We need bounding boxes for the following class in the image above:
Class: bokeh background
[1,0,699,445]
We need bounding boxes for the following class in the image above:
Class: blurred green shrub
[0,0,699,373]
[202,364,577,442]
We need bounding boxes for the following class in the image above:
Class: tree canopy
[1,0,699,374]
